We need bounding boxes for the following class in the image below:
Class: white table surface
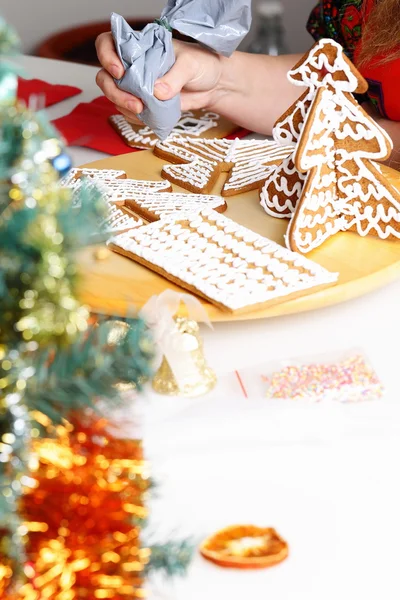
[15,55,400,600]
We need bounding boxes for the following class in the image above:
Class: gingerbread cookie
[108,209,338,314]
[260,157,307,219]
[273,38,368,147]
[262,39,370,219]
[60,167,127,188]
[154,137,293,196]
[59,168,146,234]
[123,191,227,222]
[262,38,400,254]
[91,178,172,205]
[60,169,172,208]
[109,109,241,150]
[287,84,400,253]
[101,202,143,235]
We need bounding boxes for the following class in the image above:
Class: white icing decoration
[263,38,398,242]
[60,168,171,209]
[108,209,338,312]
[273,39,364,147]
[289,39,360,92]
[287,85,400,253]
[110,109,220,149]
[59,167,127,207]
[156,137,292,194]
[92,178,171,203]
[100,203,143,235]
[261,156,307,218]
[60,167,126,184]
[125,191,226,220]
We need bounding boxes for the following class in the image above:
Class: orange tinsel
[7,417,150,600]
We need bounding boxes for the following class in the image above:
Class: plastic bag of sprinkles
[257,349,384,403]
[229,349,384,402]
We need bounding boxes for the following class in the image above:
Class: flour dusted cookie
[108,209,338,314]
[123,191,227,222]
[287,84,400,253]
[109,109,240,150]
[154,137,292,196]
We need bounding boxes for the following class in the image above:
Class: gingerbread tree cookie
[274,38,368,147]
[261,38,369,220]
[287,85,400,253]
[154,137,292,196]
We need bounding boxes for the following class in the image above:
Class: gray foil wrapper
[111,0,252,140]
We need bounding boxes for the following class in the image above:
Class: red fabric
[52,96,135,155]
[52,95,251,155]
[17,78,82,108]
[354,0,400,121]
[308,0,400,121]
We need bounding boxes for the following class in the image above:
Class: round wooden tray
[76,151,400,321]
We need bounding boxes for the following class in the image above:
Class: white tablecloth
[15,55,400,600]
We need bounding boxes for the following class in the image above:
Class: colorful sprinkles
[262,353,384,403]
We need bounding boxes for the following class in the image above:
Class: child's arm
[95,33,304,136]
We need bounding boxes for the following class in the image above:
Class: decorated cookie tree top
[273,38,368,146]
[287,83,400,254]
[261,37,399,239]
[288,39,367,94]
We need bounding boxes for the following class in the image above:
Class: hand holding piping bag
[105,0,252,140]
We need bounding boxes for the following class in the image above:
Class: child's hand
[95,32,223,124]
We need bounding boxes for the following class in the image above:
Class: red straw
[235,370,248,399]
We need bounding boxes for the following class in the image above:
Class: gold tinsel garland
[1,416,150,600]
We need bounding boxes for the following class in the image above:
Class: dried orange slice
[199,525,288,569]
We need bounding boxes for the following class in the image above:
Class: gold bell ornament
[140,290,217,398]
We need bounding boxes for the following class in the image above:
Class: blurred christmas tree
[0,17,192,598]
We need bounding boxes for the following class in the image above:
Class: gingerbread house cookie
[108,209,338,314]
